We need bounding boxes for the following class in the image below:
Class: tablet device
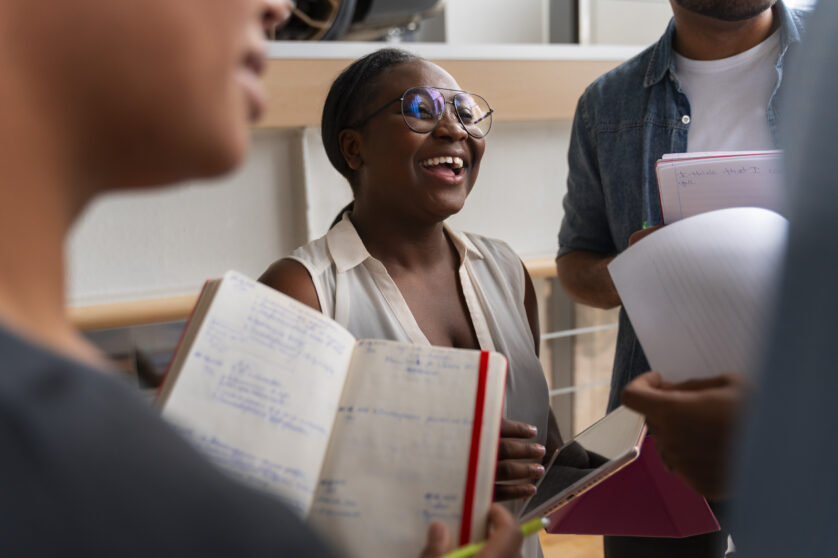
[519,405,647,522]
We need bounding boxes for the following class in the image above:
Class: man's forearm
[556,250,621,309]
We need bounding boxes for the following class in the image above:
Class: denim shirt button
[681,114,691,125]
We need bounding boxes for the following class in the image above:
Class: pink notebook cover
[546,436,720,538]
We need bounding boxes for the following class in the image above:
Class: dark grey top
[733,1,838,556]
[0,324,337,557]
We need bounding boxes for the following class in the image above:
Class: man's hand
[494,419,546,502]
[419,504,523,558]
[621,371,750,500]
[628,225,663,246]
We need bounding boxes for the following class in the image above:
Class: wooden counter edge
[70,258,558,330]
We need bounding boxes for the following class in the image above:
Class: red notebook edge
[459,350,491,546]
[654,160,667,225]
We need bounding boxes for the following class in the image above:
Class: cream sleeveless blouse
[288,213,549,557]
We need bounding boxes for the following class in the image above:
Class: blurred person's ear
[262,0,294,38]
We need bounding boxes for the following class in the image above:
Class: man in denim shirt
[557,1,806,557]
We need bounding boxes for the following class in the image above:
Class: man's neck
[671,4,777,60]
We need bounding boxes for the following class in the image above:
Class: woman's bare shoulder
[258,258,321,312]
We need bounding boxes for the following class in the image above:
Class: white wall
[67,129,308,305]
[582,0,673,45]
[439,0,673,47]
[444,0,550,44]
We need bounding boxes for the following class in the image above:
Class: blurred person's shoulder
[0,324,334,557]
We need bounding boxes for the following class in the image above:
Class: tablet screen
[520,406,646,519]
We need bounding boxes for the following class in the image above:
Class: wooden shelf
[257,42,638,128]
[69,257,557,330]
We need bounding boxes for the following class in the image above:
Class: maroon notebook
[546,436,720,538]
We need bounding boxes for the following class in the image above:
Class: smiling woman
[258,48,563,558]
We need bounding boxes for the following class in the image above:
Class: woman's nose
[433,103,468,141]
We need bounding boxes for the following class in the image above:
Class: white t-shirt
[674,29,781,152]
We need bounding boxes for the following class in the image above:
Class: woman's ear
[338,129,363,171]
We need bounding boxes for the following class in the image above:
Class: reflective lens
[454,92,492,138]
[400,87,492,138]
[402,87,446,132]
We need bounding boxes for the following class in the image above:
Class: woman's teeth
[421,156,464,169]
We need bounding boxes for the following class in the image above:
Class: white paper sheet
[608,208,788,383]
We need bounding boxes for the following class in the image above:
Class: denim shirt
[557,2,807,411]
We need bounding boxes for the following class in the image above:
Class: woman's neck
[349,202,456,272]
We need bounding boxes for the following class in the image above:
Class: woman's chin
[421,195,469,222]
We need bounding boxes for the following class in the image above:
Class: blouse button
[682,114,691,125]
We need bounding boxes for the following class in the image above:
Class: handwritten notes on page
[159,271,508,558]
[161,271,357,517]
[656,151,783,224]
[309,340,506,558]
[608,208,788,383]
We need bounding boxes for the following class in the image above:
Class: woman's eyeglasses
[350,86,493,138]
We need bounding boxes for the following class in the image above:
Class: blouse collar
[326,211,484,273]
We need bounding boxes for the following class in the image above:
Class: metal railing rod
[549,381,611,397]
[541,323,618,341]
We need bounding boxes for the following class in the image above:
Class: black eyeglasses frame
[347,86,493,139]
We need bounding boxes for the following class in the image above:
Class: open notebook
[655,150,783,224]
[157,271,507,558]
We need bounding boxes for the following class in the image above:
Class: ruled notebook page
[161,271,357,517]
[309,340,506,558]
[608,208,787,383]
[656,151,784,223]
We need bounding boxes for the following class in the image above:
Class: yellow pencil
[441,517,549,558]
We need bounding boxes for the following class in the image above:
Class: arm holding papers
[556,223,660,310]
[556,101,625,311]
[556,250,622,309]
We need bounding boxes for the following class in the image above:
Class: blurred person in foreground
[0,0,521,556]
